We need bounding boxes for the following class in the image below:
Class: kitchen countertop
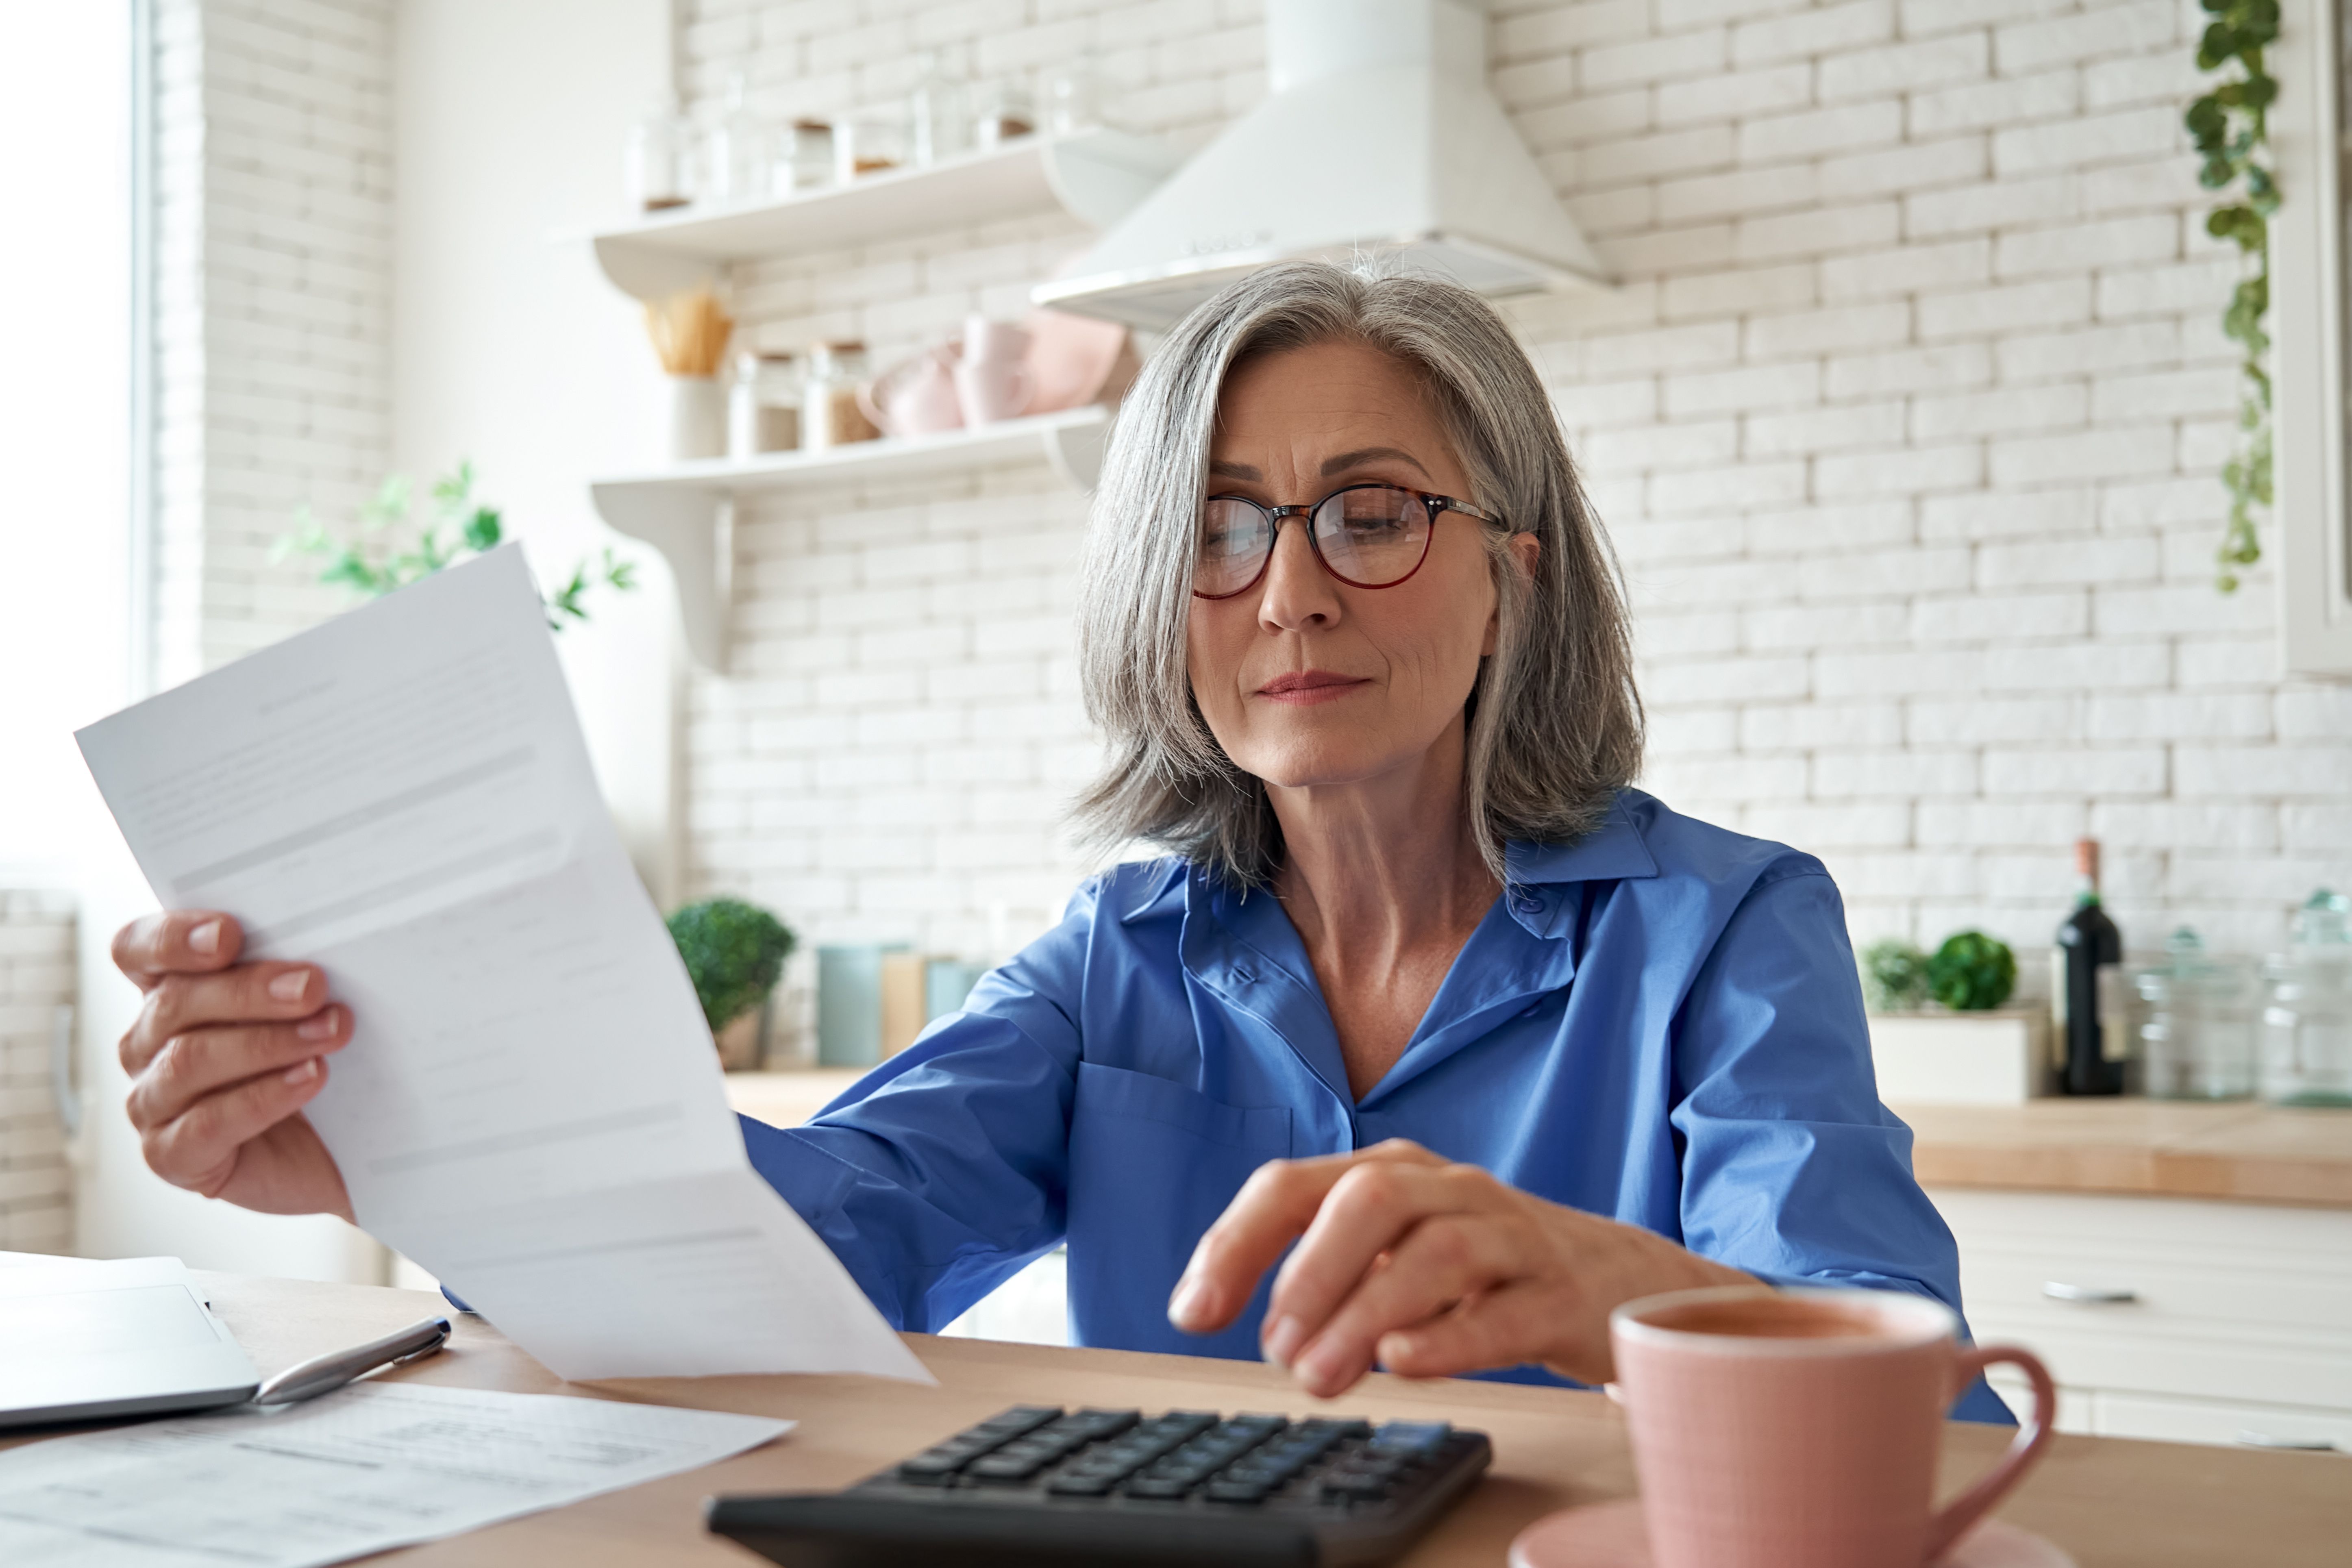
[1894,1098,2352,1209]
[723,1071,2352,1209]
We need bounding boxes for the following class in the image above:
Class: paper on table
[76,546,928,1383]
[0,1380,790,1568]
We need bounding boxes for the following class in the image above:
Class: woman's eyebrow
[1208,459,1262,480]
[1320,446,1433,479]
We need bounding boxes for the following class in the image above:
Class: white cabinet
[1929,1187,2352,1453]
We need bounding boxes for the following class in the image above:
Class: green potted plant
[1859,938,1931,1013]
[1926,931,2018,1012]
[668,898,796,1071]
[1863,931,2047,1105]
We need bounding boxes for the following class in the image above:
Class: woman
[111,263,2006,1418]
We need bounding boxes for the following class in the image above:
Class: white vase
[667,374,726,461]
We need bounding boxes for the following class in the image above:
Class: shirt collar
[1504,790,1660,891]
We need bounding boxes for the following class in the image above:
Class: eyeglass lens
[1195,485,1434,596]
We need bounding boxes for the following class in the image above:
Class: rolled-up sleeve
[740,880,1099,1332]
[1667,868,2015,1423]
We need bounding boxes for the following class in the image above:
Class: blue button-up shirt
[741,789,2010,1422]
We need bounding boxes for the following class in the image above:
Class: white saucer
[1507,1500,2076,1568]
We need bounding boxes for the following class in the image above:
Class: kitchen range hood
[1032,0,1610,330]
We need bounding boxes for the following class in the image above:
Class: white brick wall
[677,0,2352,975]
[0,895,76,1254]
[151,0,395,688]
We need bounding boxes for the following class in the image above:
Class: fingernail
[1167,1274,1210,1331]
[283,1058,319,1085]
[269,969,311,1003]
[190,920,222,955]
[297,1008,339,1041]
[1262,1315,1305,1369]
[1295,1340,1349,1390]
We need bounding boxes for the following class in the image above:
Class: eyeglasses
[1192,483,1505,600]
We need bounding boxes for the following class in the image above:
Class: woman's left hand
[1166,1140,1752,1398]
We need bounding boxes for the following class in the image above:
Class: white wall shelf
[590,129,1181,301]
[591,406,1113,669]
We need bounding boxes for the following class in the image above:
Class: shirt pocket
[1071,1060,1293,1153]
[1065,1061,1294,1360]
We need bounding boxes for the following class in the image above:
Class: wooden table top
[9,1272,2329,1566]
[729,1070,2352,1209]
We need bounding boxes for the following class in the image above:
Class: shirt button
[1512,894,1543,916]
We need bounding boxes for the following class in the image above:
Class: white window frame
[2272,0,2352,676]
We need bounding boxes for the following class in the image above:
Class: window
[2272,0,2352,674]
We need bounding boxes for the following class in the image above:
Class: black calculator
[706,1403,1493,1566]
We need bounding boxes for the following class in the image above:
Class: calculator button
[1325,1477,1393,1503]
[975,1406,1062,1436]
[896,1458,962,1484]
[1369,1421,1451,1456]
[1046,1472,1118,1496]
[1204,1479,1270,1504]
[967,1452,1051,1482]
[1123,1476,1197,1500]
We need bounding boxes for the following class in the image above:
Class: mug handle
[1922,1345,2058,1563]
[855,364,903,439]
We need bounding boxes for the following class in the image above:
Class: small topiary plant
[668,898,796,1035]
[1926,931,2017,1012]
[1860,938,1932,1013]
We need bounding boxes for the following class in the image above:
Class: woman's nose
[1257,520,1341,631]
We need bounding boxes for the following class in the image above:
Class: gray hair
[1071,261,1642,888]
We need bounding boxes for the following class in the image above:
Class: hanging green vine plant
[2185,0,2280,593]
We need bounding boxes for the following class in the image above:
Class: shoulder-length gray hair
[1072,261,1641,888]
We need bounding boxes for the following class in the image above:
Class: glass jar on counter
[728,350,801,459]
[2134,928,2258,1100]
[803,341,879,453]
[2263,889,2352,1107]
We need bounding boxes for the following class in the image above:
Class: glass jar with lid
[1042,54,1107,136]
[779,119,834,194]
[909,49,971,165]
[2263,889,2352,1107]
[728,350,801,459]
[624,96,692,211]
[2134,927,2257,1100]
[703,72,771,206]
[803,341,879,453]
[834,113,907,183]
[971,79,1036,148]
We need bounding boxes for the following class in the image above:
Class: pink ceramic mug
[857,344,966,439]
[1610,1285,2056,1568]
[955,314,1033,426]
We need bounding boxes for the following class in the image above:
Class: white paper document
[78,547,928,1382]
[0,1380,788,1567]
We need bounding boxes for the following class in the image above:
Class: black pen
[252,1316,452,1406]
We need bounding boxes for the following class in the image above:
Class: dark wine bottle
[2052,837,2126,1095]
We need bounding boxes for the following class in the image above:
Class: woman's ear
[1482,533,1541,657]
[1508,531,1540,578]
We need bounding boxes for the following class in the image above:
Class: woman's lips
[1255,670,1370,706]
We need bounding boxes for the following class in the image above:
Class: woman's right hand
[112,910,355,1222]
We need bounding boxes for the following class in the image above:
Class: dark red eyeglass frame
[1190,483,1507,600]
